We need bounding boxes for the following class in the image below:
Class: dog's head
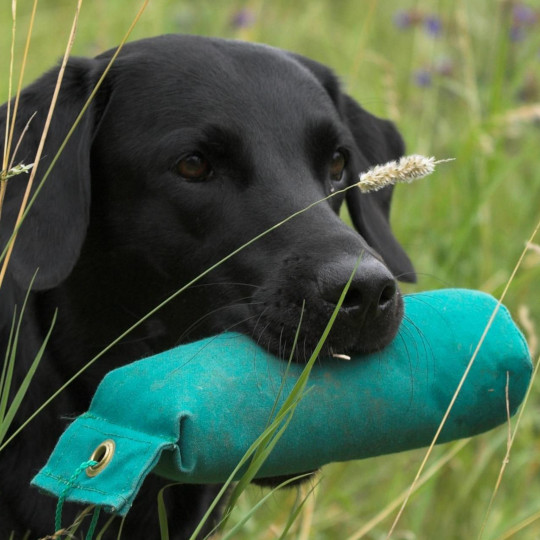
[0,35,415,359]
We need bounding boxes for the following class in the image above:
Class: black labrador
[0,35,415,539]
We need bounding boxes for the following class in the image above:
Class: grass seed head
[1,162,34,180]
[357,154,452,193]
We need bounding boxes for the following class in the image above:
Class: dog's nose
[317,257,398,318]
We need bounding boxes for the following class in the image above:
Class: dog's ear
[340,96,416,283]
[287,53,416,283]
[0,58,100,290]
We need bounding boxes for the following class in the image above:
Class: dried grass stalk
[357,154,453,193]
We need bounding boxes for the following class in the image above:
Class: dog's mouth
[237,289,404,363]
[187,253,405,363]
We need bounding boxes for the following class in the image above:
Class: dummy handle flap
[31,413,179,516]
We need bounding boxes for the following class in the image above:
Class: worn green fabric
[32,289,532,516]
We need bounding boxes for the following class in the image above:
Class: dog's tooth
[332,353,351,361]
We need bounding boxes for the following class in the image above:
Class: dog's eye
[329,150,347,182]
[176,153,212,181]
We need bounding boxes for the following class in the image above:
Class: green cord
[86,506,101,540]
[55,459,99,538]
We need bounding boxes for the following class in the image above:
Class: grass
[1,0,540,538]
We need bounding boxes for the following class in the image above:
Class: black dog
[0,35,415,539]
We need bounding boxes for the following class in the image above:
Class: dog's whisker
[278,325,286,362]
[213,311,266,336]
[174,281,260,291]
[398,271,453,288]
[175,297,264,345]
[253,320,272,350]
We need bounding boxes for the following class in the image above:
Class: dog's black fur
[0,35,415,539]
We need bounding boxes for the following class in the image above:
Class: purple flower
[413,69,432,88]
[230,8,256,29]
[513,4,537,26]
[424,15,442,36]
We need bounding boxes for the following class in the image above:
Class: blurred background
[1,1,539,538]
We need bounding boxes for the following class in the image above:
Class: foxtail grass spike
[357,154,453,193]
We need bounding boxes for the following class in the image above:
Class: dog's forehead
[104,36,340,129]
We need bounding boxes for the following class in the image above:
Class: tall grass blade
[2,0,16,173]
[219,474,313,540]
[347,439,470,540]
[95,514,116,540]
[478,353,540,539]
[277,479,320,540]
[0,309,57,443]
[496,508,540,540]
[116,515,126,540]
[2,0,38,173]
[264,300,305,430]
[0,305,17,420]
[60,504,96,538]
[223,399,308,514]
[0,271,37,434]
[157,484,171,540]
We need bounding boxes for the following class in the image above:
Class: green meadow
[1,1,539,538]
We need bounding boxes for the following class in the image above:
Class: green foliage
[1,0,539,538]
[0,272,56,445]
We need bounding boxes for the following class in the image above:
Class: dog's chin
[238,291,404,362]
[240,298,404,363]
[240,318,403,363]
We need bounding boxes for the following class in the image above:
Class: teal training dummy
[33,289,532,516]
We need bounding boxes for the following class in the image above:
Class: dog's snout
[318,257,398,317]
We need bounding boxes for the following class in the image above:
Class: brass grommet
[86,439,116,477]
